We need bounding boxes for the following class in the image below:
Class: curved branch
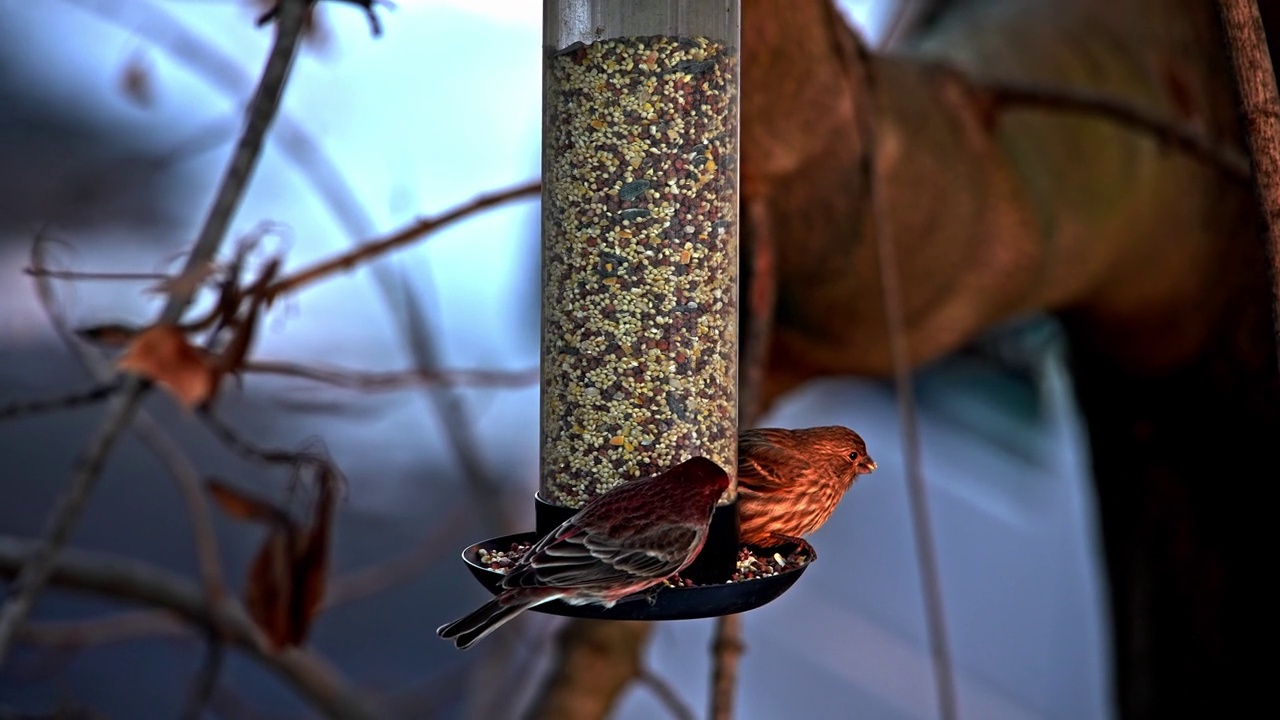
[0,536,377,720]
[981,80,1251,181]
[0,0,311,665]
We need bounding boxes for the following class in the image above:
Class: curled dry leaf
[205,474,336,649]
[117,324,216,408]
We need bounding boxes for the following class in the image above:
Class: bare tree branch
[981,80,1251,181]
[1218,0,1280,361]
[16,610,185,649]
[864,46,959,720]
[393,279,516,536]
[57,0,381,245]
[16,506,471,652]
[181,633,226,720]
[26,234,231,610]
[708,614,745,720]
[22,269,173,282]
[198,410,329,469]
[321,502,471,608]
[0,384,120,421]
[0,536,378,720]
[244,360,539,392]
[132,417,231,605]
[0,0,311,665]
[637,668,697,720]
[523,621,650,720]
[263,180,540,302]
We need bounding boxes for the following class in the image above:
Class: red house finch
[438,456,730,649]
[737,426,876,547]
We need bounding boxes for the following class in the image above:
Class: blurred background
[0,1,1116,718]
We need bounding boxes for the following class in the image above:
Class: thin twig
[707,195,775,720]
[132,417,230,604]
[28,233,231,610]
[865,63,960,720]
[395,277,513,535]
[0,383,120,421]
[17,610,185,648]
[709,614,745,720]
[637,668,697,720]
[16,503,467,651]
[21,268,173,282]
[181,633,226,720]
[0,536,378,720]
[879,0,934,49]
[244,360,540,392]
[740,195,777,431]
[207,683,278,720]
[1217,0,1280,362]
[264,180,541,301]
[983,80,1252,181]
[321,503,471,608]
[198,412,329,475]
[0,0,310,666]
[58,0,381,245]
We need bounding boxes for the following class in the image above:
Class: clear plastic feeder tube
[540,0,741,509]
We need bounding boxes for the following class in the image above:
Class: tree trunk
[742,0,1272,717]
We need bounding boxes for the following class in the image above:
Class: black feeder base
[457,493,815,621]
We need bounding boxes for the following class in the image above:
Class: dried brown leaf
[117,324,215,408]
[292,467,337,644]
[245,526,302,648]
[207,469,334,649]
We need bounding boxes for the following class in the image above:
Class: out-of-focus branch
[244,360,540,392]
[264,180,540,301]
[708,614,745,720]
[0,536,378,720]
[981,80,1251,181]
[395,278,514,535]
[0,384,120,421]
[637,668,697,720]
[321,502,471,608]
[27,238,230,608]
[863,40,958,720]
[16,610,185,648]
[1218,0,1280,358]
[132,416,230,605]
[21,269,172,282]
[706,194,777,720]
[16,506,471,651]
[522,621,651,720]
[181,633,225,720]
[57,0,381,245]
[0,0,311,665]
[197,410,330,468]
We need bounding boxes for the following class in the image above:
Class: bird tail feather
[436,592,549,649]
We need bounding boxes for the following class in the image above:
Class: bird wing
[737,430,812,493]
[503,523,697,590]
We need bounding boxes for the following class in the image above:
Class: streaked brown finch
[736,426,876,547]
[438,456,730,649]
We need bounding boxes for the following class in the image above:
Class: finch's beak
[861,459,877,473]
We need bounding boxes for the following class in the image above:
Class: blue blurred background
[0,1,1112,718]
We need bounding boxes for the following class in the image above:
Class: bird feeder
[457,0,812,620]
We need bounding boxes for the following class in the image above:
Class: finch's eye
[848,451,860,462]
